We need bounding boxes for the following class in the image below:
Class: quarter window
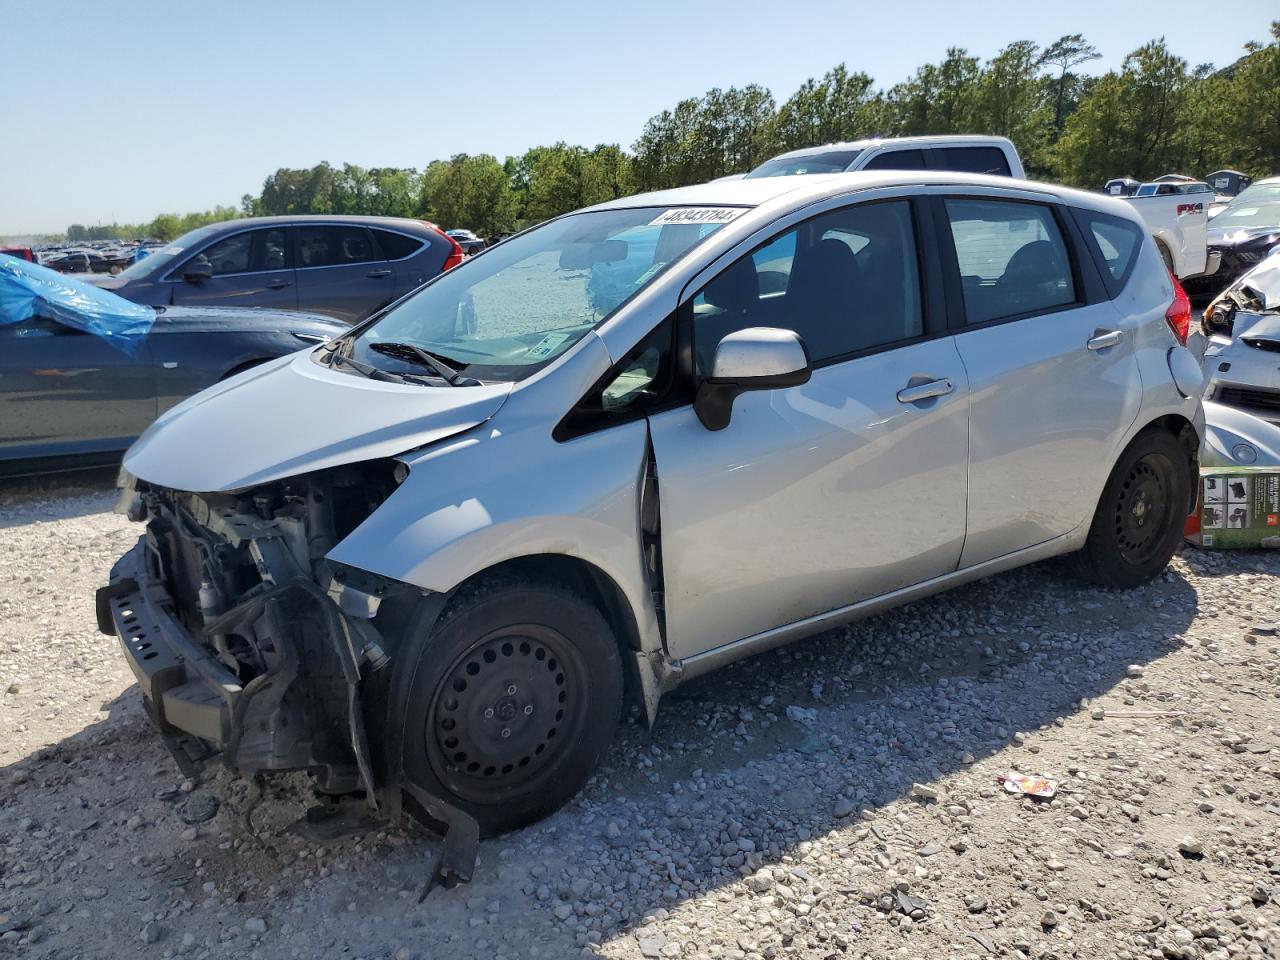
[373,229,424,260]
[296,226,378,268]
[1077,211,1144,295]
[944,199,1075,325]
[692,200,924,372]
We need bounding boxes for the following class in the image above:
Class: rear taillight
[1165,273,1191,346]
[424,221,465,272]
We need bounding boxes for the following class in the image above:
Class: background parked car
[0,246,35,263]
[1183,201,1280,299]
[1201,249,1280,423]
[745,134,1026,179]
[446,228,487,255]
[45,251,92,273]
[0,255,345,475]
[87,216,465,324]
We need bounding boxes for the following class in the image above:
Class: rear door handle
[265,279,292,290]
[1087,329,1124,351]
[896,378,954,404]
[366,269,392,279]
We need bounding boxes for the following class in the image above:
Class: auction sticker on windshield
[649,208,747,226]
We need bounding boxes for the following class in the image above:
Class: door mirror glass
[695,327,811,431]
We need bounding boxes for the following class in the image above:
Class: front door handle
[265,279,292,290]
[1087,329,1124,351]
[366,269,392,279]
[896,378,954,404]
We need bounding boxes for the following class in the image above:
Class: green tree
[423,154,516,235]
[770,65,878,151]
[1052,39,1193,186]
[887,48,982,135]
[1040,34,1101,132]
[1215,22,1280,176]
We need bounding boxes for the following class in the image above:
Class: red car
[0,247,35,263]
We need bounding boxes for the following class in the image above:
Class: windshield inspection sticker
[649,207,747,226]
[527,332,571,360]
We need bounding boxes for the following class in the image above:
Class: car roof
[585,170,1118,216]
[760,134,1015,163]
[198,215,437,234]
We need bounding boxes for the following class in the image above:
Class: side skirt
[671,530,1083,685]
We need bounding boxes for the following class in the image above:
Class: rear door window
[944,199,1076,325]
[296,225,379,268]
[862,149,926,171]
[933,146,1012,177]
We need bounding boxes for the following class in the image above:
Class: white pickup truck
[1106,180,1220,281]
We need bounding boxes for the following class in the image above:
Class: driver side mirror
[694,327,811,431]
[183,260,212,283]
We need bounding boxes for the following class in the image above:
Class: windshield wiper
[368,341,477,386]
[330,350,413,384]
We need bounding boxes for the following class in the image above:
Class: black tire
[1156,241,1174,274]
[1072,429,1190,589]
[397,578,622,836]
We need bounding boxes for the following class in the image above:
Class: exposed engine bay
[100,459,481,890]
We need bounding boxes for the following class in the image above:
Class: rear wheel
[397,578,622,836]
[1072,429,1189,588]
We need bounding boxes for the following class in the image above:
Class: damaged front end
[99,460,409,794]
[1202,254,1280,424]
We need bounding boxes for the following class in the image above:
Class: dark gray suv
[89,216,463,323]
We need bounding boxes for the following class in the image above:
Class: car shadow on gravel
[0,467,118,527]
[0,558,1206,958]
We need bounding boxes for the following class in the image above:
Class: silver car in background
[1202,249,1280,423]
[100,172,1203,857]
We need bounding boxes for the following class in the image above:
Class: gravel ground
[1,472,1278,960]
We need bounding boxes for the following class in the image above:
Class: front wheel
[396,578,622,836]
[1072,429,1190,589]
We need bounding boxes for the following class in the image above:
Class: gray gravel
[1,472,1278,959]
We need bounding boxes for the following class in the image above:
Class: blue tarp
[0,254,154,355]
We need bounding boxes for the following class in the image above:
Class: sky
[1,0,1276,236]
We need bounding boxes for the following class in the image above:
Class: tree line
[63,24,1278,243]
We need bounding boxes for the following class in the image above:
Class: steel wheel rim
[1113,453,1173,565]
[425,622,588,803]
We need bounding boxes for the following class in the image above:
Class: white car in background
[745,134,1026,180]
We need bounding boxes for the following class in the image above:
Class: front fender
[326,375,663,662]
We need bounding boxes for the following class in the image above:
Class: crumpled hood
[1236,311,1280,344]
[124,350,512,492]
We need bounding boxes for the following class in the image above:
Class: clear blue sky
[1,0,1275,235]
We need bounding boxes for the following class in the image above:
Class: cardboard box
[1186,467,1280,548]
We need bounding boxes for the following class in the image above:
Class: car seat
[997,240,1068,315]
[784,238,866,359]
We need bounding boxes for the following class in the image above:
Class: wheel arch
[440,554,662,725]
[1122,412,1201,514]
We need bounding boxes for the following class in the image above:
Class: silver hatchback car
[101,173,1204,848]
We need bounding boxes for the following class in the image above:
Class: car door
[0,316,156,461]
[369,227,437,300]
[169,227,296,310]
[646,196,971,660]
[294,224,392,322]
[936,192,1143,567]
